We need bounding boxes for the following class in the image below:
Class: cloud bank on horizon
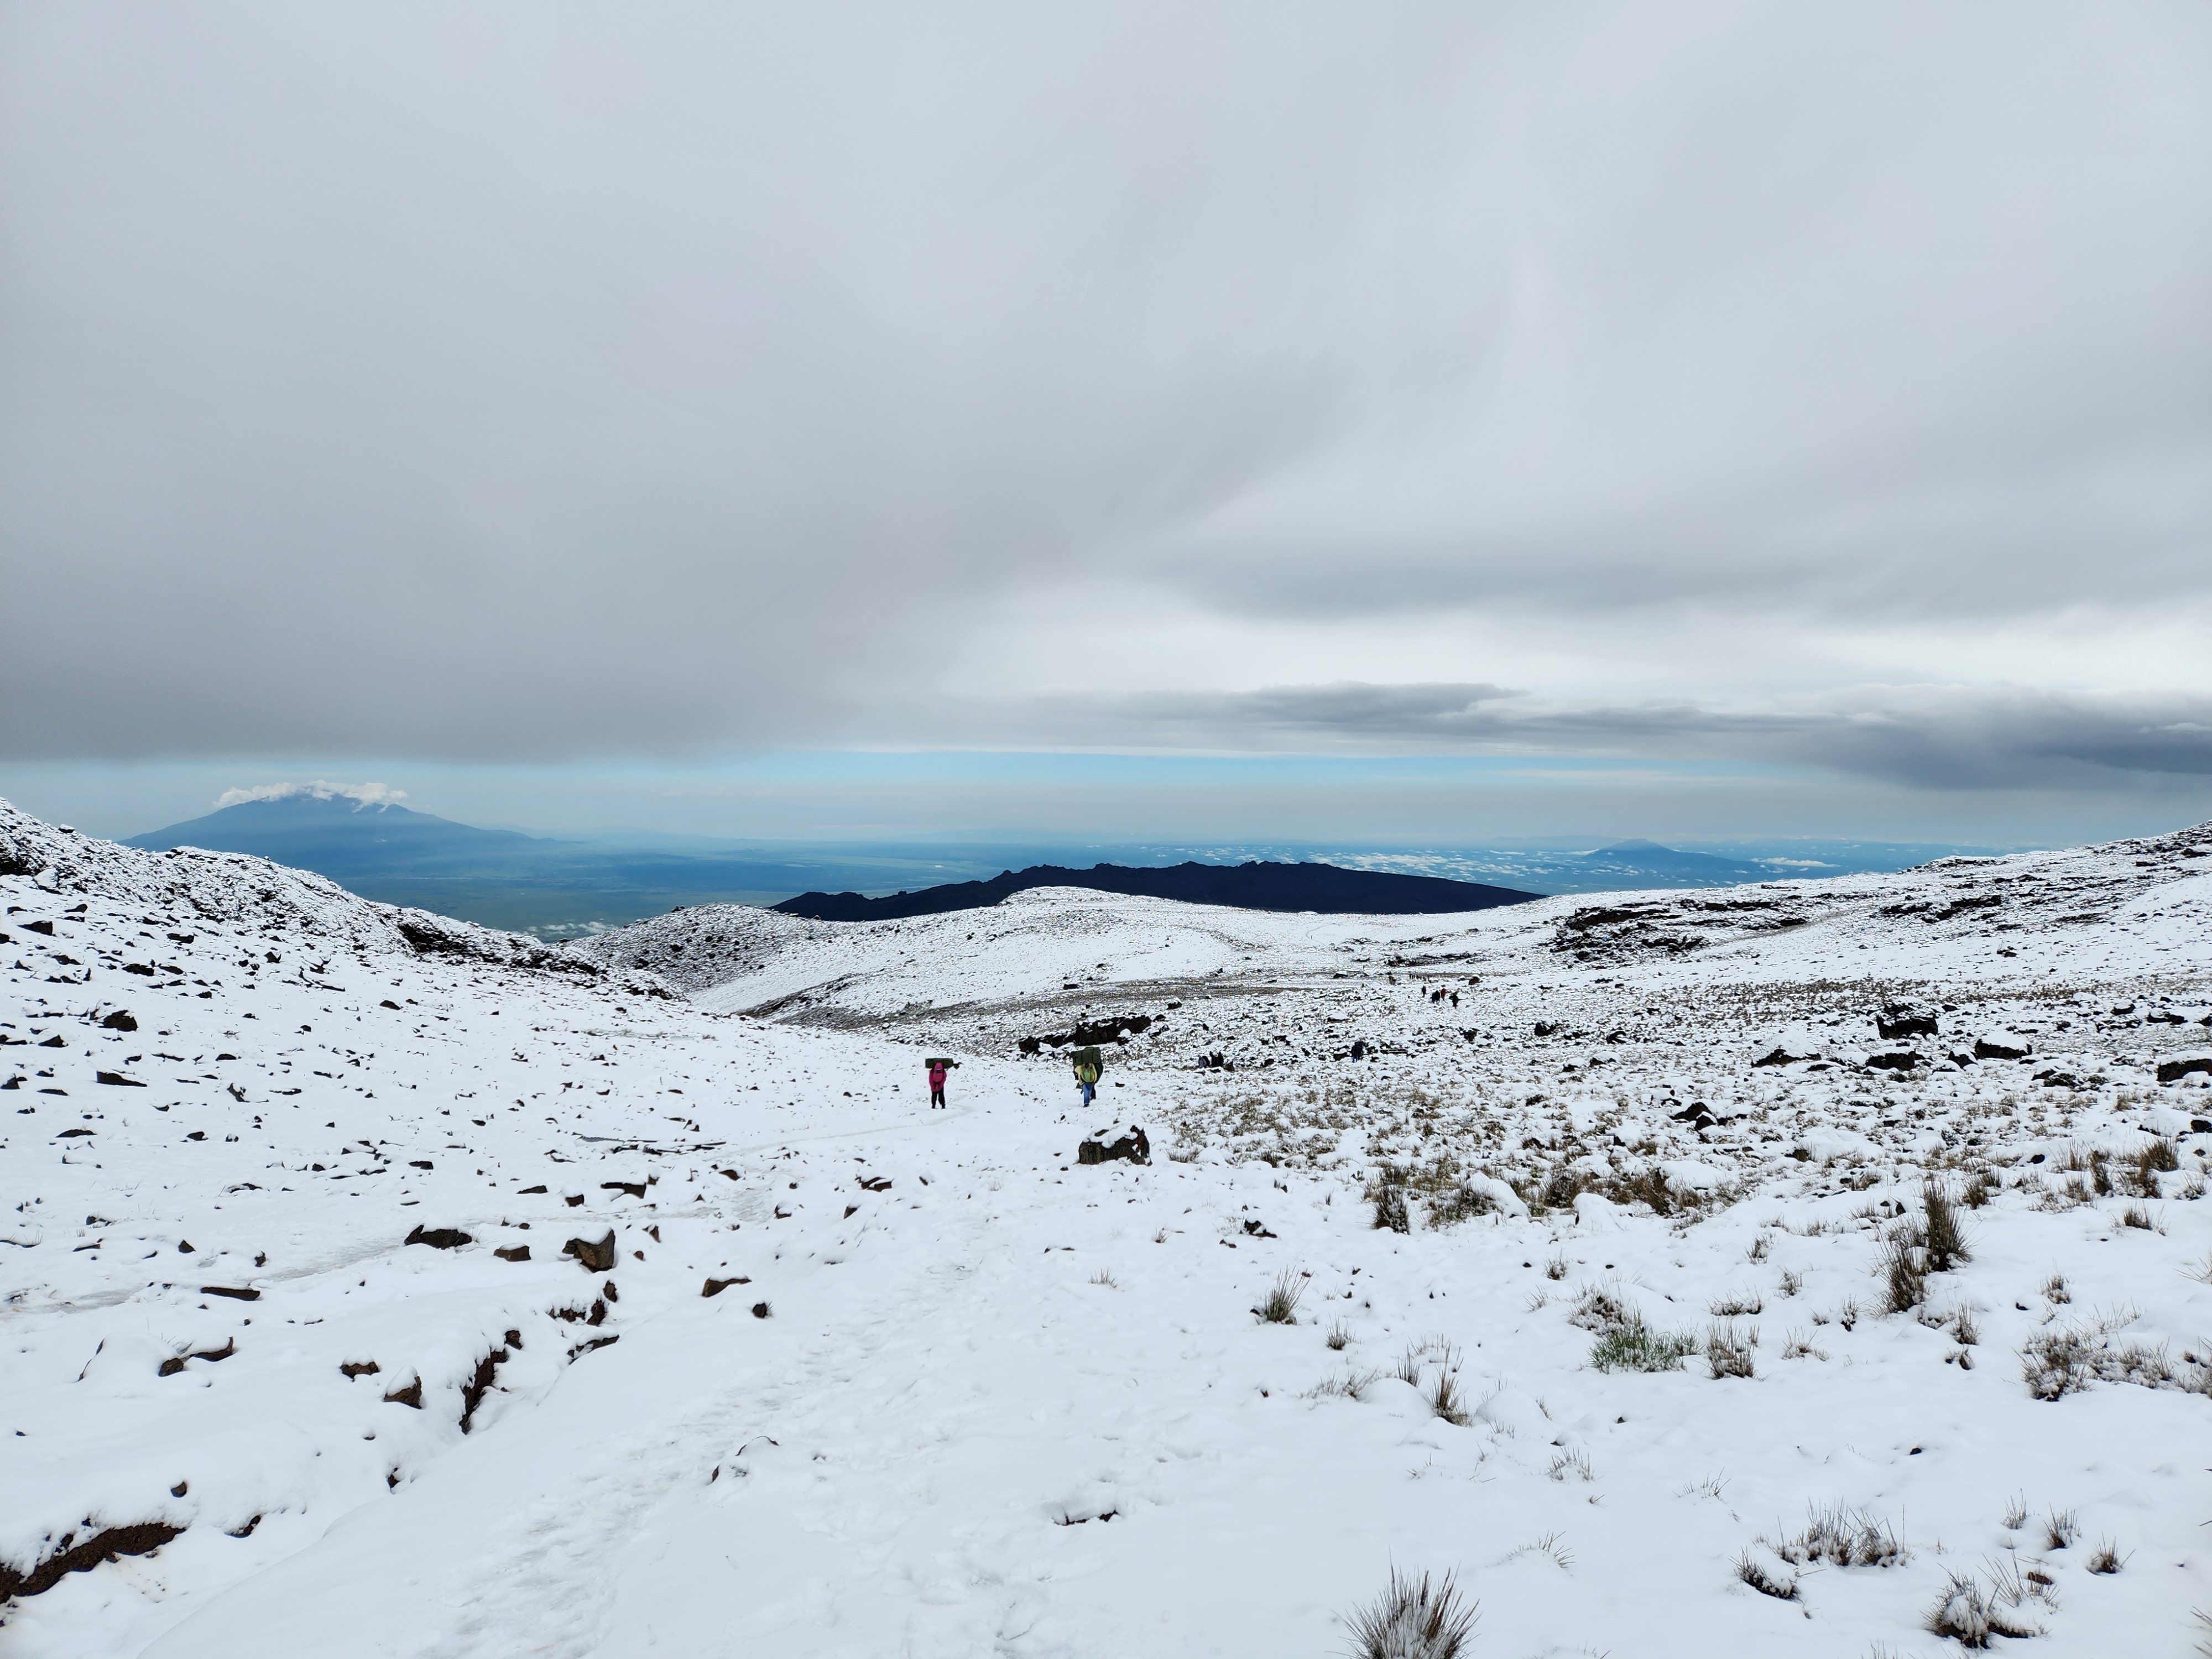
[2,2,2207,821]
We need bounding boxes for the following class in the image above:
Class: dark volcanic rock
[1076,1125,1151,1166]
[1974,1038,2031,1061]
[2157,1056,2212,1084]
[405,1225,472,1250]
[1876,1005,1938,1040]
[563,1230,617,1272]
[494,1244,530,1262]
[100,1010,139,1032]
[0,1520,186,1603]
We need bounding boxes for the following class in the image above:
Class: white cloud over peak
[213,781,408,810]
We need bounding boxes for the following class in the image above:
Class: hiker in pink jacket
[927,1061,948,1109]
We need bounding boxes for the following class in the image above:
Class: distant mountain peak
[1592,837,1674,854]
[213,780,407,812]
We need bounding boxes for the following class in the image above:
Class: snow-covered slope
[4,803,2210,1657]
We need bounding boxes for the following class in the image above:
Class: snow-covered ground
[4,797,2210,1657]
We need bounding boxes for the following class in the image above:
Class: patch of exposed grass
[1590,1321,1698,1373]
[1922,1180,1970,1272]
[1733,1551,1798,1601]
[1706,1322,1756,1379]
[2021,1310,2211,1399]
[1342,1567,1478,1659]
[1880,1233,1926,1313]
[1255,1267,1305,1325]
[1768,1504,1906,1569]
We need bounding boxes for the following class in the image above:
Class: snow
[3,797,2210,1655]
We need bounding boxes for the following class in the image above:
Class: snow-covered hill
[4,800,2209,1657]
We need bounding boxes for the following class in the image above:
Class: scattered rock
[563,1230,617,1272]
[458,1344,509,1433]
[200,1285,259,1301]
[494,1244,530,1262]
[1076,1125,1151,1166]
[1974,1038,2031,1061]
[1876,1005,1939,1040]
[100,1010,138,1032]
[601,1180,646,1199]
[404,1225,472,1250]
[340,1360,381,1378]
[517,1183,548,1194]
[2156,1056,2212,1084]
[158,1338,235,1376]
[703,1275,750,1297]
[751,1301,773,1318]
[95,1071,146,1087]
[383,1376,423,1408]
[0,1520,186,1602]
[1866,1051,1922,1073]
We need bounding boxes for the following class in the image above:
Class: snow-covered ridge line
[0,799,662,986]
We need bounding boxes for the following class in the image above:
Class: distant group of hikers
[922,1045,1104,1113]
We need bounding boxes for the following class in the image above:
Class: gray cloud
[1027,681,2212,790]
[1,1,2206,798]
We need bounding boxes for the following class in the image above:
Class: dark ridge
[772,860,1540,922]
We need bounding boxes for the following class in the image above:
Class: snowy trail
[6,800,2212,1655]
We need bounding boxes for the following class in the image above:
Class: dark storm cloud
[1051,682,2212,789]
[1,2,2206,780]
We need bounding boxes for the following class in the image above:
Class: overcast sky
[3,2,2208,842]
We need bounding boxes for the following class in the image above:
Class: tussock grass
[2086,1538,2123,1574]
[1880,1233,1926,1313]
[1427,1364,1470,1427]
[1089,1269,1118,1287]
[1342,1567,1478,1659]
[1922,1181,1970,1272]
[1962,1170,1999,1209]
[2043,1508,2078,1551]
[1543,1254,1568,1281]
[2021,1310,2211,1399]
[1733,1551,1797,1600]
[1426,1182,1496,1229]
[1325,1319,1352,1351]
[1569,1282,1637,1334]
[1924,1568,2046,1647]
[1546,1447,1592,1482]
[1706,1323,1756,1379]
[1768,1504,1906,1568]
[1308,1366,1381,1402]
[2120,1201,2155,1230]
[1372,1186,1411,1234]
[1710,1291,1764,1317]
[1255,1268,1305,1325]
[1590,1322,1698,1373]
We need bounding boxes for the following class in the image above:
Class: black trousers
[930,1087,945,1108]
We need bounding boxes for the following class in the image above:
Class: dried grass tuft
[1342,1567,1478,1659]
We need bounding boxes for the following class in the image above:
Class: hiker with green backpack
[1071,1046,1102,1111]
